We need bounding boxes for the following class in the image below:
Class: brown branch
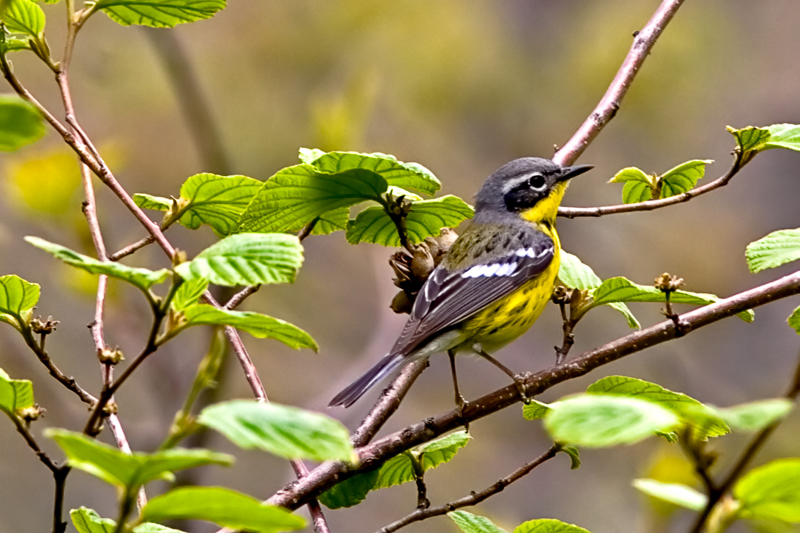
[558,151,743,218]
[378,445,560,533]
[688,350,800,533]
[552,0,686,167]
[224,285,261,310]
[268,268,800,510]
[108,236,155,262]
[20,327,97,405]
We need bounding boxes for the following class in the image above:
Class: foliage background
[1,1,799,532]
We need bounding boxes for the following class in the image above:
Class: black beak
[558,164,594,182]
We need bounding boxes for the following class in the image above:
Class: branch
[377,445,560,533]
[20,326,97,405]
[558,151,743,218]
[11,413,69,533]
[689,349,800,533]
[268,268,800,509]
[552,0,686,167]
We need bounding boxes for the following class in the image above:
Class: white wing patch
[462,261,519,278]
[515,246,551,258]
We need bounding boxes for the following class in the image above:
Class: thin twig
[224,285,261,310]
[11,413,69,533]
[108,235,155,262]
[268,268,800,509]
[558,151,743,218]
[20,327,97,405]
[688,350,800,533]
[552,0,686,167]
[378,445,560,533]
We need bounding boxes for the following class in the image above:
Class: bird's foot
[512,372,533,404]
[455,394,470,432]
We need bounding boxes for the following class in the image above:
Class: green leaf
[746,229,800,273]
[728,124,800,165]
[171,278,208,312]
[448,511,507,533]
[735,458,800,522]
[587,376,729,440]
[174,233,303,287]
[0,95,46,151]
[70,508,116,533]
[790,305,800,335]
[319,431,471,509]
[522,400,552,420]
[659,160,712,198]
[608,167,654,204]
[180,304,317,350]
[238,164,388,233]
[728,126,772,159]
[544,395,679,447]
[717,399,794,432]
[133,524,185,533]
[765,124,800,152]
[198,400,353,462]
[311,207,350,235]
[26,237,170,293]
[0,368,34,416]
[590,276,754,322]
[1,0,45,37]
[0,35,32,53]
[70,508,181,533]
[632,479,707,511]
[300,149,441,195]
[514,518,592,533]
[177,174,263,236]
[346,195,474,247]
[557,252,639,329]
[0,274,40,328]
[557,251,602,289]
[140,486,305,532]
[133,193,172,211]
[95,0,226,28]
[45,429,233,489]
[318,469,379,509]
[560,445,581,470]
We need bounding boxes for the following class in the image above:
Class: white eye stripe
[501,172,545,194]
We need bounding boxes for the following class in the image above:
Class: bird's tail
[329,353,406,408]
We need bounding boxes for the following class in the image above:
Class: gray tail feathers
[329,353,406,408]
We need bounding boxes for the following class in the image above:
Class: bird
[329,157,593,409]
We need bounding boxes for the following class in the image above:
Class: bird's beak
[558,164,594,182]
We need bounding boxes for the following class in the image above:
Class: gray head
[474,157,593,215]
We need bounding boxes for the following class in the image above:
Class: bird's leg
[474,346,532,403]
[448,350,469,431]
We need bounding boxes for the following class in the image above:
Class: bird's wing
[389,232,554,357]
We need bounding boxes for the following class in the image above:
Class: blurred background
[1,0,800,532]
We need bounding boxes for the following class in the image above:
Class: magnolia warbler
[329,157,592,409]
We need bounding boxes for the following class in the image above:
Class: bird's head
[474,157,593,224]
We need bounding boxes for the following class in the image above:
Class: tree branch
[377,445,561,533]
[688,349,800,533]
[552,0,686,167]
[268,268,800,509]
[558,151,743,218]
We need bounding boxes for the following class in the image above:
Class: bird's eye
[528,174,546,190]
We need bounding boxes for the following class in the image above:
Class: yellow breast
[460,235,560,352]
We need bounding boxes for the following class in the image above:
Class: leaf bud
[390,290,414,314]
[654,273,684,293]
[410,245,434,281]
[98,346,124,365]
[18,404,45,423]
[31,316,59,335]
